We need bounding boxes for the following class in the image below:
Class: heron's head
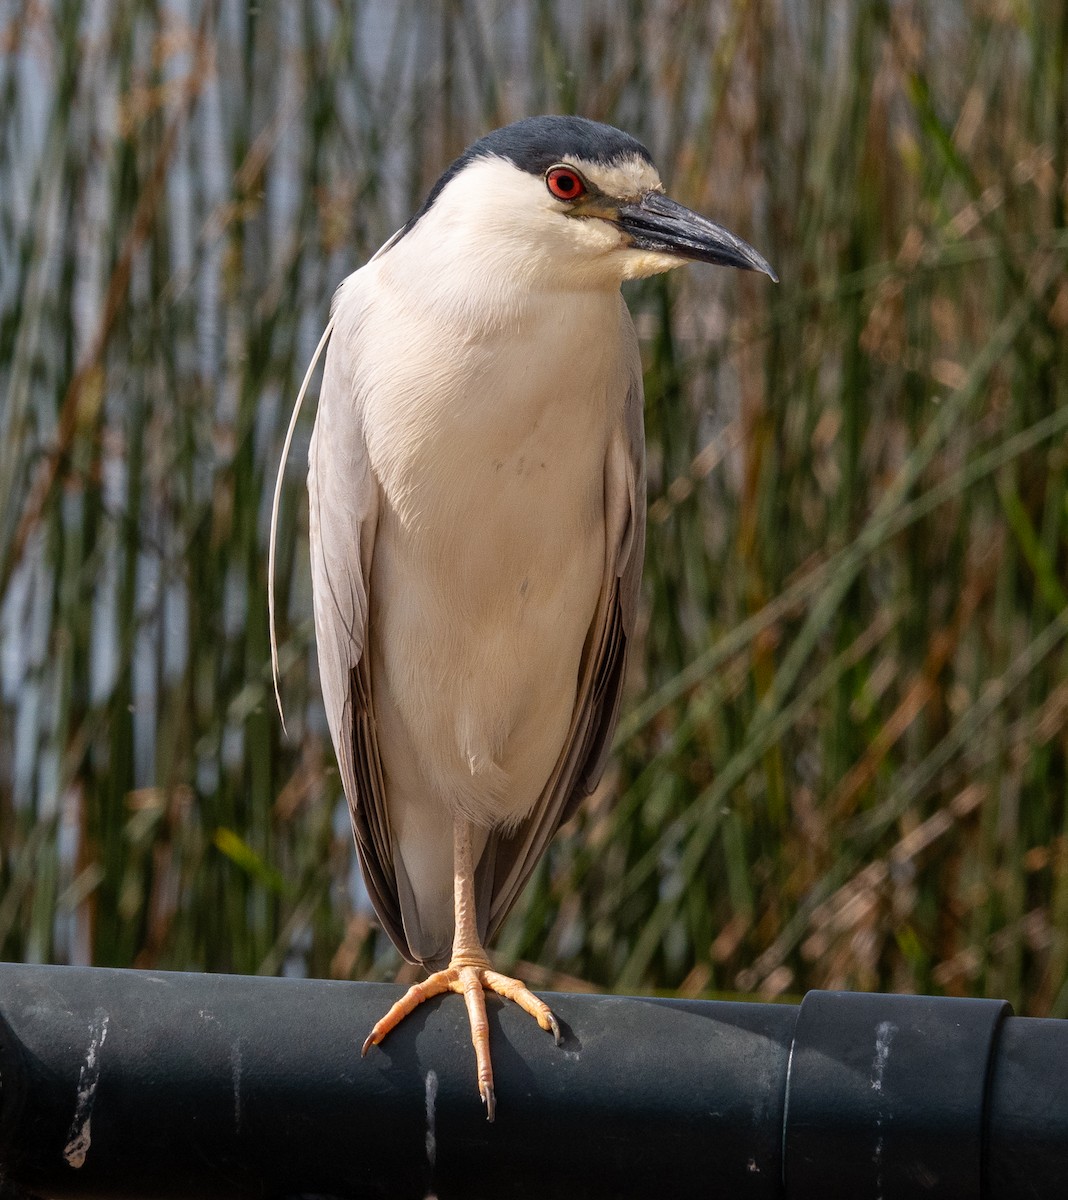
[392,115,777,291]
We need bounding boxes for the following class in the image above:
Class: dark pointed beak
[614,191,778,281]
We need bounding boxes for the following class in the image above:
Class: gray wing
[307,320,408,954]
[477,301,647,942]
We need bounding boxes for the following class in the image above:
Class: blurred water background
[1,0,1066,1014]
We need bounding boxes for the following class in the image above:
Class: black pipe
[0,964,1064,1199]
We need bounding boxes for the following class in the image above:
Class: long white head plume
[268,315,335,734]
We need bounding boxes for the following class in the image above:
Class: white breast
[337,245,625,824]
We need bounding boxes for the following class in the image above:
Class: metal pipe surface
[0,964,1064,1199]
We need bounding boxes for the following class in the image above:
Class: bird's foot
[361,961,561,1121]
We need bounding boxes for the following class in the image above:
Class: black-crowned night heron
[270,115,775,1120]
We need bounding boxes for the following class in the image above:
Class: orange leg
[361,820,561,1121]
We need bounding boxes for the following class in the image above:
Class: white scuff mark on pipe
[871,1019,896,1093]
[231,1038,243,1129]
[63,1009,110,1168]
[870,1019,898,1200]
[424,1069,439,1168]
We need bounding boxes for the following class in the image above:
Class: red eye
[546,166,586,201]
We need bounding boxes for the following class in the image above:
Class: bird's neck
[378,225,623,338]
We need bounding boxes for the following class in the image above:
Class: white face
[409,153,686,290]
